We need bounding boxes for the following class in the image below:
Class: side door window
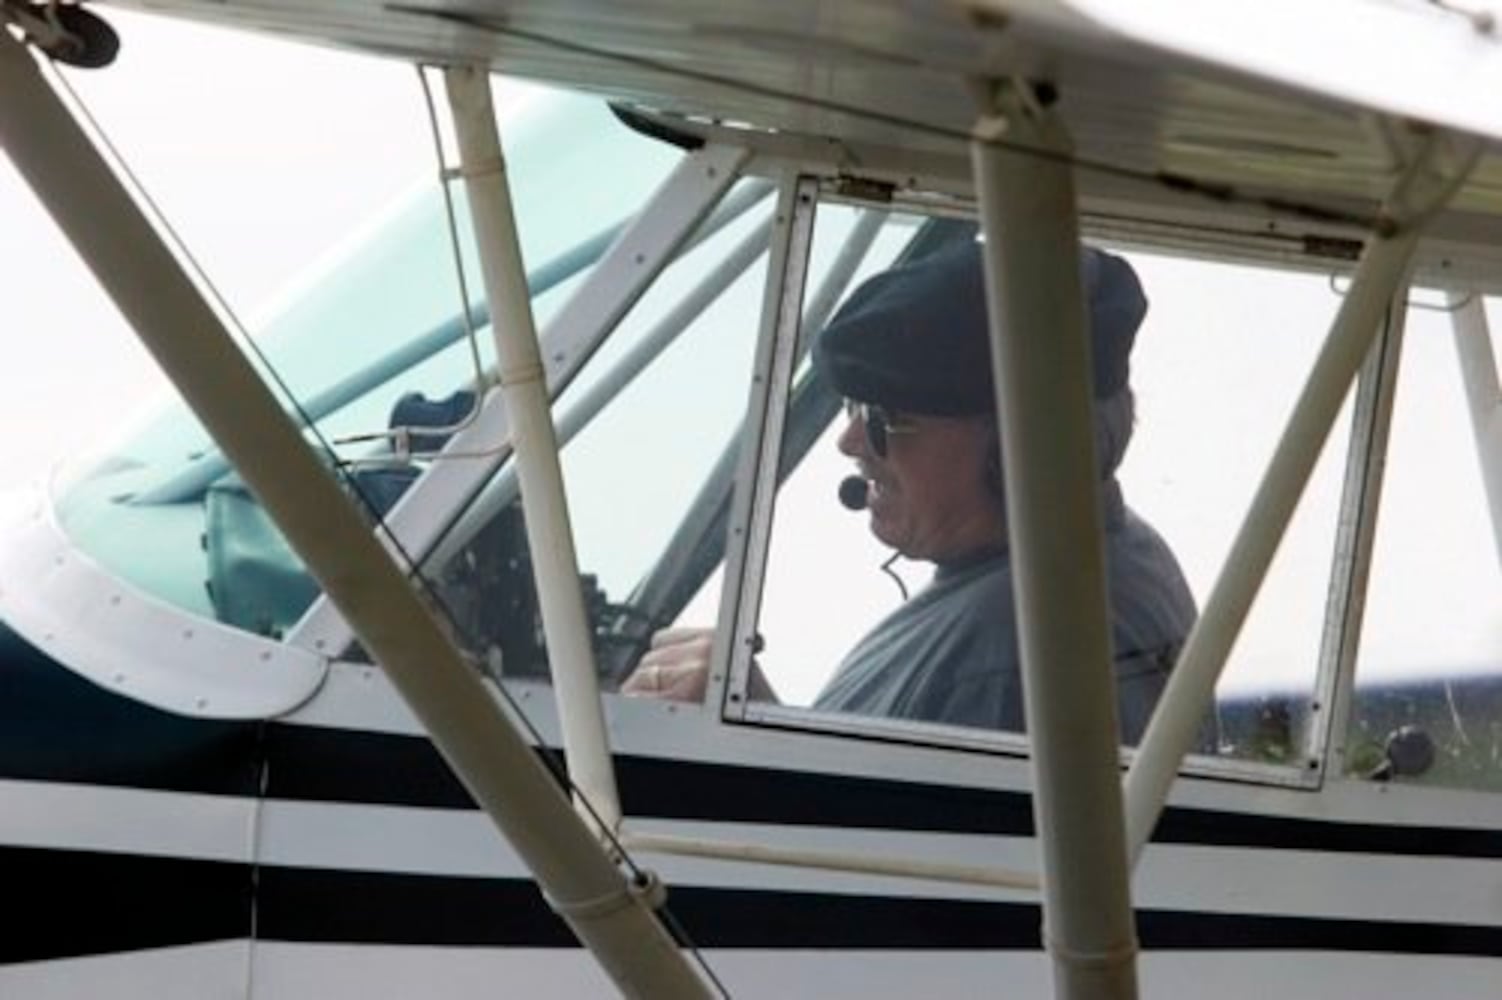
[736,198,1354,778]
[1344,295,1502,789]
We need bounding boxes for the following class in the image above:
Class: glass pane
[753,210,938,707]
[1126,254,1351,764]
[1346,297,1502,790]
[755,221,1349,761]
[54,87,680,636]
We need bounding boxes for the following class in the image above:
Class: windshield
[54,87,681,633]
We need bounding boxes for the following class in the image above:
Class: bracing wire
[417,64,488,390]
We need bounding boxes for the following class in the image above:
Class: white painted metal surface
[0,482,325,719]
[88,0,1502,290]
[30,942,1427,1000]
[0,943,251,1000]
[0,779,256,862]
[1066,0,1502,143]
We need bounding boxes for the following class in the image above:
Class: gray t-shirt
[813,503,1197,745]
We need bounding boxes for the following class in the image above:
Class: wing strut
[970,80,1139,1000]
[442,63,621,831]
[1122,130,1483,863]
[1448,293,1502,573]
[0,31,712,998]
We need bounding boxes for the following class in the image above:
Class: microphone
[838,475,869,511]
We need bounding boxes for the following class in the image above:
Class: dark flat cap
[812,239,1146,416]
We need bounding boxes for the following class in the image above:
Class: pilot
[626,239,1197,744]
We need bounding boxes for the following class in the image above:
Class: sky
[0,9,435,491]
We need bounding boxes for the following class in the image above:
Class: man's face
[837,405,1004,563]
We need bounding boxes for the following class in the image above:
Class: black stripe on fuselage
[262,723,1502,860]
[260,869,1502,955]
[0,846,250,964]
[0,624,261,796]
[4,620,1499,862]
[262,722,1031,835]
[5,847,1501,962]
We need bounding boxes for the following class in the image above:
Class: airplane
[1,1,1501,997]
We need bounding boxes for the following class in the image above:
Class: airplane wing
[90,0,1502,287]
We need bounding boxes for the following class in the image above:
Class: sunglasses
[843,400,917,458]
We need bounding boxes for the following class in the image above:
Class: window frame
[709,177,1421,792]
[1313,287,1409,779]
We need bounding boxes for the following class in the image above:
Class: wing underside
[91,0,1502,288]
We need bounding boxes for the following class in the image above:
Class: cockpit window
[743,200,1351,766]
[1345,296,1502,790]
[51,88,680,635]
[424,193,769,679]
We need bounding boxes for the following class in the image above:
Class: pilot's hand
[621,627,714,702]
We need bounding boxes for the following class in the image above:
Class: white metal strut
[443,64,620,831]
[971,82,1138,1000]
[1449,293,1502,573]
